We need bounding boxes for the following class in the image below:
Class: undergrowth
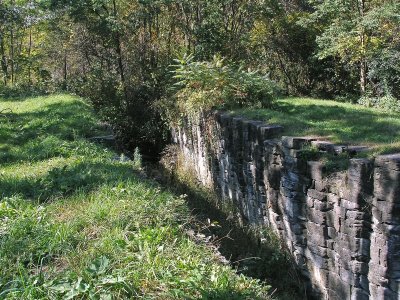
[0,94,271,299]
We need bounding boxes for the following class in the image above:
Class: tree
[0,0,50,88]
[363,1,400,98]
[302,0,399,96]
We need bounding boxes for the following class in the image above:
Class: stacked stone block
[172,112,400,299]
[369,154,400,299]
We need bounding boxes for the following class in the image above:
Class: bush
[75,70,169,157]
[163,54,279,121]
[0,83,55,99]
[358,94,400,113]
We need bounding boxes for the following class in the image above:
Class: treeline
[1,0,399,154]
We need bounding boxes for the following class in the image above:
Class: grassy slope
[0,95,270,299]
[233,97,400,156]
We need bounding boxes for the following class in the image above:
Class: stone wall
[172,111,400,299]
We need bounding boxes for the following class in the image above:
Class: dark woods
[1,0,399,155]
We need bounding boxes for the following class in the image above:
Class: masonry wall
[172,111,400,299]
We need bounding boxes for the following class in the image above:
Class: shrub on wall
[160,54,279,123]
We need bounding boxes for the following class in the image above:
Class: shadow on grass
[2,101,101,144]
[0,99,107,165]
[0,96,128,202]
[0,96,32,102]
[0,160,136,202]
[151,163,306,300]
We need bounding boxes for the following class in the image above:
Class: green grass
[0,95,271,299]
[232,97,400,156]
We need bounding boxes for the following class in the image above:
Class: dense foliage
[160,54,278,122]
[0,0,399,154]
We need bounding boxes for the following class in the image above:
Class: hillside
[0,95,270,299]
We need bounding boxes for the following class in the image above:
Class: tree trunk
[358,0,367,95]
[10,27,14,85]
[63,51,67,89]
[112,0,127,102]
[9,0,15,85]
[28,27,32,84]
[0,33,8,86]
[360,57,367,95]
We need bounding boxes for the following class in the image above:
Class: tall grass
[0,95,271,299]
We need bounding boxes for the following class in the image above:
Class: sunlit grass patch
[233,97,400,156]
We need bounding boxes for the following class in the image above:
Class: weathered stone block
[326,211,337,229]
[327,273,351,300]
[308,188,327,201]
[369,262,389,286]
[314,198,334,212]
[340,267,356,284]
[306,195,314,208]
[375,153,400,171]
[327,227,337,239]
[352,238,371,258]
[307,207,327,225]
[369,284,379,299]
[346,210,368,221]
[327,241,336,252]
[342,222,371,239]
[314,179,327,192]
[307,223,328,247]
[373,285,399,299]
[372,206,383,223]
[307,242,329,258]
[373,202,400,224]
[333,247,352,269]
[305,248,329,269]
[374,167,400,203]
[331,207,342,232]
[308,161,325,181]
[347,159,374,203]
[348,158,374,180]
[258,125,284,141]
[327,193,340,206]
[282,136,316,150]
[352,260,369,275]
[311,140,335,154]
[350,287,370,300]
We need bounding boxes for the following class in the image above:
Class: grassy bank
[0,95,271,299]
[232,97,400,156]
